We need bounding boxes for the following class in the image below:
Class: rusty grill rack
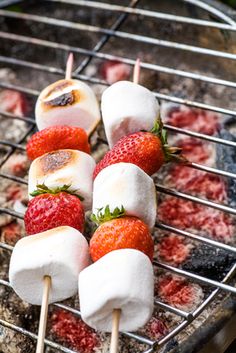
[0,0,236,352]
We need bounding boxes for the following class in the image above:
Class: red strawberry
[24,184,85,235]
[26,125,90,160]
[94,119,184,179]
[90,207,154,262]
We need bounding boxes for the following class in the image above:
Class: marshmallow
[35,79,101,135]
[101,81,159,147]
[28,149,95,210]
[79,249,154,332]
[93,163,157,229]
[9,226,90,305]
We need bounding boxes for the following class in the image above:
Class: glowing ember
[99,60,131,84]
[0,90,28,116]
[167,166,227,202]
[165,107,219,135]
[158,197,233,242]
[157,235,192,265]
[1,221,22,245]
[144,317,168,340]
[156,274,203,311]
[3,154,29,177]
[177,138,215,166]
[51,309,100,353]
[6,184,27,202]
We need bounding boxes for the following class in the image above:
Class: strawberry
[90,206,154,262]
[26,125,90,160]
[93,118,184,179]
[24,184,85,235]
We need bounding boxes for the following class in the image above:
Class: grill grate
[0,0,236,352]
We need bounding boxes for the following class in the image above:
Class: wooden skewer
[65,52,74,80]
[110,309,121,353]
[133,58,140,84]
[36,275,51,353]
[109,57,141,353]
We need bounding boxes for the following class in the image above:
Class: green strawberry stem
[151,116,188,164]
[91,205,125,225]
[30,183,84,201]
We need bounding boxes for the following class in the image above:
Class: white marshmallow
[101,81,159,147]
[35,79,101,135]
[28,149,95,210]
[93,163,157,229]
[79,249,154,332]
[9,226,90,305]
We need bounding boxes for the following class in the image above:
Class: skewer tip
[65,52,74,80]
[133,58,141,84]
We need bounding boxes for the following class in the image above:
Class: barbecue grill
[1,0,236,352]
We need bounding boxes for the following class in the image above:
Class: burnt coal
[182,243,236,282]
[217,118,236,208]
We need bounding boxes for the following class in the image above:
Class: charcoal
[217,118,236,208]
[182,244,236,281]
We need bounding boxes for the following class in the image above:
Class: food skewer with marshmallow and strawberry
[77,60,161,353]
[79,60,185,353]
[9,55,184,353]
[9,54,98,353]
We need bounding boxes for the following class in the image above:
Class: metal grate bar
[1,10,236,61]
[2,270,235,351]
[0,79,235,148]
[74,0,140,74]
[0,109,35,124]
[156,184,236,215]
[0,278,155,346]
[0,242,191,322]
[0,1,236,352]
[0,172,27,184]
[0,242,13,251]
[0,208,24,219]
[1,164,235,217]
[2,52,236,119]
[2,31,236,90]
[0,318,76,353]
[182,0,236,25]
[0,125,34,169]
[156,222,236,255]
[155,263,236,347]
[154,261,236,295]
[191,263,236,317]
[48,0,236,31]
[164,124,236,148]
[187,162,236,180]
[0,140,25,150]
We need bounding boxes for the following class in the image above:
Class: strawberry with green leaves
[24,184,85,235]
[90,206,154,262]
[93,118,185,179]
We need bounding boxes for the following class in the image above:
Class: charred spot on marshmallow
[41,80,82,110]
[44,92,74,107]
[40,150,73,174]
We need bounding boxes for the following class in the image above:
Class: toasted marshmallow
[35,79,101,135]
[9,226,90,305]
[79,249,154,332]
[101,81,159,147]
[93,163,157,229]
[28,149,95,210]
